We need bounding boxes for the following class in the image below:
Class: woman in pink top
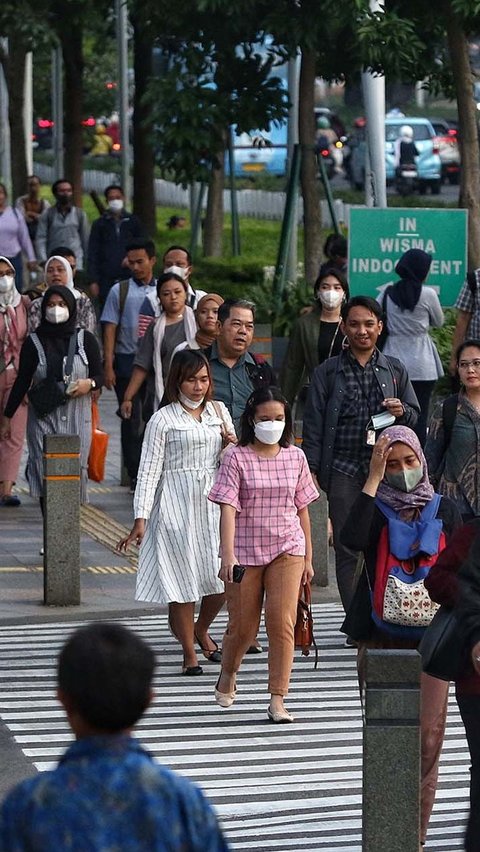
[209,387,318,723]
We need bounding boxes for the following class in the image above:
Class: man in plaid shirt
[302,295,419,612]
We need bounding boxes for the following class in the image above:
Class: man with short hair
[137,244,206,338]
[35,179,90,270]
[303,295,420,611]
[15,174,50,243]
[205,298,276,432]
[87,184,145,305]
[101,238,157,488]
[0,622,229,852]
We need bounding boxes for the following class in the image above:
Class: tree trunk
[203,145,225,257]
[132,16,156,238]
[299,50,323,285]
[5,42,28,201]
[61,29,84,206]
[446,9,480,269]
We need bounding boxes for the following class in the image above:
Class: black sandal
[194,633,222,663]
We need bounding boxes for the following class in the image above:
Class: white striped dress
[27,330,92,503]
[134,400,233,604]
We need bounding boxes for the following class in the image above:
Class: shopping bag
[88,400,109,482]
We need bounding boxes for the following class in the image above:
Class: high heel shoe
[267,706,294,723]
[195,633,222,663]
[214,675,236,708]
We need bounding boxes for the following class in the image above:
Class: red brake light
[38,119,54,128]
[82,117,96,127]
[321,149,329,157]
[447,128,457,137]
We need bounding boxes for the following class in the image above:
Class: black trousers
[114,376,145,481]
[327,469,365,613]
[457,693,480,852]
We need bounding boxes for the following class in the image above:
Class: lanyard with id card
[366,410,396,445]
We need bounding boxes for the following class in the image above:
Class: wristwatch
[90,379,97,390]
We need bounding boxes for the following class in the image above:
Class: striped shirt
[209,444,318,566]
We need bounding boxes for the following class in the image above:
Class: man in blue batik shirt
[0,623,229,852]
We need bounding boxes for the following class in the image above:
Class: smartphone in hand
[232,564,245,583]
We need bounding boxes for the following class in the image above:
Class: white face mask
[317,289,344,309]
[45,305,69,324]
[254,420,285,445]
[178,390,204,410]
[108,199,124,213]
[164,264,187,281]
[0,275,14,293]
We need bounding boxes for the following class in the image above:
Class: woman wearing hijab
[0,286,103,505]
[171,293,224,358]
[0,257,30,506]
[28,255,97,334]
[340,425,461,849]
[378,248,444,445]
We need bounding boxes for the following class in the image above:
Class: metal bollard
[362,649,421,851]
[43,434,81,606]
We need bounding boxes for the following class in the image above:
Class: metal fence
[33,162,346,227]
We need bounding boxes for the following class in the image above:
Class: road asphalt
[0,388,340,626]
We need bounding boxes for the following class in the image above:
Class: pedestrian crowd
[2,179,480,851]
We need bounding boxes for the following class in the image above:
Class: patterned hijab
[376,425,434,512]
[0,255,22,368]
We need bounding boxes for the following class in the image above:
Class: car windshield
[385,124,432,142]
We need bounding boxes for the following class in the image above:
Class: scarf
[194,293,224,348]
[388,249,432,311]
[44,255,81,299]
[375,425,434,515]
[0,256,23,367]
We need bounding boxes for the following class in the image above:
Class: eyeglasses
[458,360,480,370]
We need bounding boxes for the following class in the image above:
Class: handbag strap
[211,400,228,437]
[299,581,318,669]
[63,332,78,383]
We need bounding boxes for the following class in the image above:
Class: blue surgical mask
[385,466,423,493]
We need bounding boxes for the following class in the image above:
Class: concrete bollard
[43,434,81,606]
[362,649,421,852]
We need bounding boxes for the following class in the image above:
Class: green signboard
[348,207,468,306]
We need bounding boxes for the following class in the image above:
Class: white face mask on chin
[178,390,204,410]
[253,420,285,445]
[45,305,69,324]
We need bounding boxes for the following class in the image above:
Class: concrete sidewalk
[0,389,340,625]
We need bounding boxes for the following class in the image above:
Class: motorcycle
[395,162,418,196]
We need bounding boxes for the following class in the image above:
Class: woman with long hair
[209,387,318,722]
[280,267,349,407]
[120,272,197,421]
[118,350,236,674]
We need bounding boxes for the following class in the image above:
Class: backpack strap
[118,279,130,322]
[441,394,458,454]
[467,271,478,297]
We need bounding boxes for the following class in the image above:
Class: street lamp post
[362,0,387,208]
[51,47,64,179]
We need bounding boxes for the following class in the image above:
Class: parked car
[430,118,460,184]
[350,116,442,194]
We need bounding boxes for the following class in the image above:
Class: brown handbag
[295,581,318,669]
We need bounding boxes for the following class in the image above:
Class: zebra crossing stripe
[0,604,471,850]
